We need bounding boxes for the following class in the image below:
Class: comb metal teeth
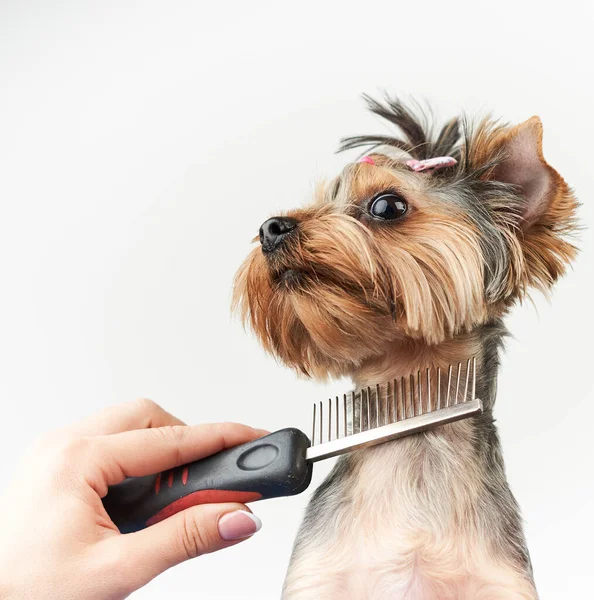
[307,357,481,462]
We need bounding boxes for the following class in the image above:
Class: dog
[233,96,579,599]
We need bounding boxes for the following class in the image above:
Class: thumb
[112,503,261,588]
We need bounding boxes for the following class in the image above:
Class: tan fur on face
[234,163,488,377]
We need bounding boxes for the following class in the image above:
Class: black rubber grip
[102,428,312,533]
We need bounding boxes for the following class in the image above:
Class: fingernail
[218,510,262,541]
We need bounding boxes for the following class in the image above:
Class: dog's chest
[302,436,531,599]
[283,430,535,599]
[337,437,484,597]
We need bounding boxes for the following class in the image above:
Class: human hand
[0,400,266,599]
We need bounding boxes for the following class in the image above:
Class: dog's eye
[369,193,408,220]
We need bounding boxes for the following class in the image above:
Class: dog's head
[234,98,578,378]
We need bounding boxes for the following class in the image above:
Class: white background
[1,1,593,598]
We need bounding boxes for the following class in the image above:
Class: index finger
[94,422,269,487]
[63,399,185,437]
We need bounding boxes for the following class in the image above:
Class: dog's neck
[353,333,480,387]
[350,321,504,411]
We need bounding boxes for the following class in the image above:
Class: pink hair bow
[357,155,457,172]
[405,156,457,172]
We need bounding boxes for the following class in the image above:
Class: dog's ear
[489,117,564,228]
[483,117,579,295]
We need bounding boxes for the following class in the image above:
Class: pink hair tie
[355,155,456,172]
[406,156,457,172]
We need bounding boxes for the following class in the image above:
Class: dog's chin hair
[234,209,488,378]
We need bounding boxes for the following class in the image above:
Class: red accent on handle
[154,473,161,495]
[145,490,263,526]
[182,467,188,485]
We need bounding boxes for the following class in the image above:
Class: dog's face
[234,100,578,377]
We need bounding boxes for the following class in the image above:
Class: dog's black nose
[259,217,297,253]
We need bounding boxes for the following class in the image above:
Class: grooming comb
[103,358,482,533]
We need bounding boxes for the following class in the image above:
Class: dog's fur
[233,97,578,599]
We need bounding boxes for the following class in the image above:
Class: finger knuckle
[180,512,211,559]
[133,397,161,414]
[44,437,93,482]
[55,436,93,462]
[37,437,94,488]
[154,425,189,445]
[152,426,189,464]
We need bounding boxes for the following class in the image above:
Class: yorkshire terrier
[233,96,578,599]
